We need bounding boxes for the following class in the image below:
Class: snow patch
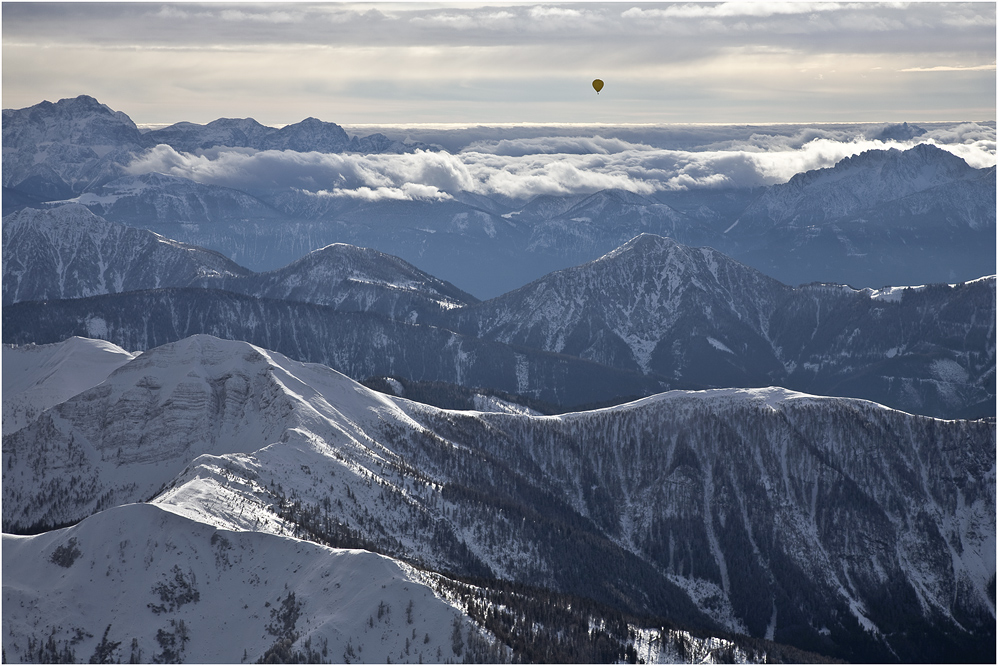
[85,316,109,339]
[706,336,733,354]
[930,358,970,384]
[471,394,540,416]
[666,575,748,635]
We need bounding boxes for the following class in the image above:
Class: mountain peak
[457,233,786,376]
[574,188,658,210]
[597,233,686,263]
[620,232,678,250]
[59,94,104,110]
[735,143,984,232]
[229,240,479,312]
[867,121,927,142]
[5,202,108,232]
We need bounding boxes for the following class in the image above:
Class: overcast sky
[3,2,995,126]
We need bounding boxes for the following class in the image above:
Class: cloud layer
[125,122,996,202]
[3,2,993,125]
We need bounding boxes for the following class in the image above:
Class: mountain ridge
[443,232,995,419]
[1,204,252,305]
[6,95,993,294]
[3,335,992,663]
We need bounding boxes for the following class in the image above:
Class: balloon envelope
[592,79,604,93]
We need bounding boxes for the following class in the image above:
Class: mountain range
[3,96,994,297]
[2,204,250,304]
[2,95,427,202]
[443,233,995,419]
[5,205,993,419]
[3,94,995,665]
[725,143,997,288]
[3,335,993,663]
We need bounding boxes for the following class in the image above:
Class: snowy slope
[2,499,785,665]
[2,336,795,664]
[5,335,989,662]
[201,242,478,320]
[2,502,498,664]
[2,337,136,435]
[1,334,410,531]
[153,378,998,662]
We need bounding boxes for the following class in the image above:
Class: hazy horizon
[4,2,994,126]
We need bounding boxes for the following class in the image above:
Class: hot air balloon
[592,79,604,94]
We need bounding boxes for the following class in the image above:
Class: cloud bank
[3,2,993,125]
[126,122,996,202]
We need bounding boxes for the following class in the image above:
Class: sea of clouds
[125,122,995,202]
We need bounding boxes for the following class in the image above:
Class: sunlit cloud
[314,184,452,201]
[901,64,996,72]
[219,9,305,24]
[621,3,847,21]
[123,122,995,203]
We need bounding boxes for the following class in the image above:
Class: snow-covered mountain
[2,95,144,199]
[770,277,997,419]
[1,96,429,227]
[732,143,985,231]
[3,204,474,320]
[450,233,787,378]
[1,289,664,409]
[725,144,996,287]
[4,206,991,418]
[3,500,794,665]
[3,336,993,663]
[445,234,996,419]
[143,115,429,155]
[199,242,479,321]
[5,93,996,664]
[1,204,251,304]
[5,96,994,294]
[525,189,711,261]
[72,171,286,229]
[0,335,752,664]
[140,117,281,153]
[2,502,504,664]
[2,337,136,435]
[307,197,533,299]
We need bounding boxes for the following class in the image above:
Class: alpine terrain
[3,94,995,664]
[3,336,994,663]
